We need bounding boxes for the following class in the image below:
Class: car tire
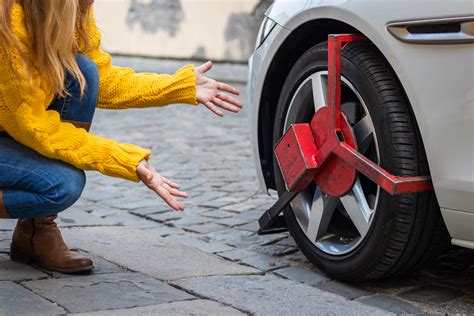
[273,41,451,281]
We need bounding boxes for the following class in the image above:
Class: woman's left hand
[194,61,243,117]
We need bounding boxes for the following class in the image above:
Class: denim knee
[46,168,86,213]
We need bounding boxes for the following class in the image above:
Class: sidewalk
[0,215,389,315]
[0,60,472,315]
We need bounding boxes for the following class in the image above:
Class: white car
[248,0,473,280]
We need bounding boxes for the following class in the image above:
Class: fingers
[212,97,240,113]
[164,184,188,198]
[156,185,185,211]
[217,92,242,108]
[205,102,224,117]
[217,82,240,96]
[138,163,186,211]
[162,177,180,189]
[196,61,213,74]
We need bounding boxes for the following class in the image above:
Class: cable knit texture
[0,4,198,182]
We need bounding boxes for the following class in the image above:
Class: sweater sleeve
[0,49,150,182]
[84,10,198,110]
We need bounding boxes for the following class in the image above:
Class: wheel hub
[310,106,357,197]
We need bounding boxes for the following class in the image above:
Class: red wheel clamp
[258,34,433,235]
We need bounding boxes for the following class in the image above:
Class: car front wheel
[273,41,450,281]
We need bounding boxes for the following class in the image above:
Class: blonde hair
[0,0,92,96]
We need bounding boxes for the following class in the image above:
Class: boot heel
[10,245,33,263]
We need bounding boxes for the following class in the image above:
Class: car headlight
[255,16,277,49]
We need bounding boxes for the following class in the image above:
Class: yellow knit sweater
[0,4,198,182]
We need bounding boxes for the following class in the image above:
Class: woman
[0,1,242,273]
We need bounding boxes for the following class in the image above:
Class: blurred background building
[94,0,273,63]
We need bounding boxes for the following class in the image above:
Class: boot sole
[44,265,95,274]
[10,245,94,274]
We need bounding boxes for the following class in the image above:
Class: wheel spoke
[306,188,339,242]
[340,179,372,236]
[353,115,374,154]
[311,73,328,112]
[285,80,312,128]
[291,188,313,229]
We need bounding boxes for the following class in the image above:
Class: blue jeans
[0,54,99,219]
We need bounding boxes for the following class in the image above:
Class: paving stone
[315,280,374,300]
[221,201,263,213]
[202,196,248,208]
[0,281,65,315]
[248,244,298,256]
[201,210,235,219]
[185,223,227,234]
[217,249,260,261]
[102,212,152,227]
[123,219,163,229]
[74,299,246,315]
[277,237,298,247]
[225,233,288,248]
[357,294,423,314]
[235,221,260,232]
[187,192,228,205]
[199,198,235,208]
[57,208,118,227]
[0,254,47,281]
[167,234,234,253]
[224,190,256,199]
[274,266,330,286]
[283,250,311,264]
[173,275,392,316]
[0,219,16,231]
[88,208,120,218]
[81,188,123,202]
[206,228,253,243]
[46,251,127,277]
[220,182,259,193]
[145,225,185,237]
[399,286,464,304]
[63,226,259,281]
[169,215,212,228]
[181,206,213,215]
[100,197,163,210]
[120,199,169,211]
[216,217,251,227]
[179,179,208,191]
[0,231,10,253]
[236,210,264,221]
[129,205,171,216]
[22,272,193,313]
[147,211,185,223]
[241,254,289,271]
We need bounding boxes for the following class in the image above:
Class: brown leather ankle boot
[10,215,94,273]
[0,189,10,218]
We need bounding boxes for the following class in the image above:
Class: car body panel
[248,0,474,245]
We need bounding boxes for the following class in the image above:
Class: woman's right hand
[136,160,187,211]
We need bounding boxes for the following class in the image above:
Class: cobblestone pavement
[0,63,473,315]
